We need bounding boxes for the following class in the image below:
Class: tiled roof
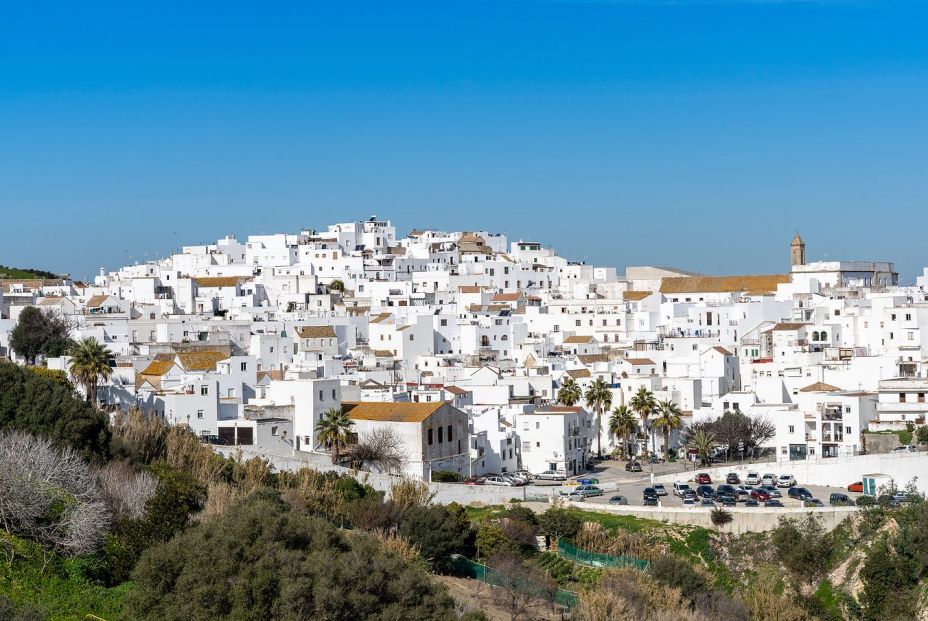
[770,322,808,332]
[458,286,484,293]
[622,290,653,301]
[194,276,242,288]
[296,325,337,339]
[372,349,394,357]
[659,274,790,294]
[139,355,177,377]
[565,368,591,379]
[370,313,393,324]
[799,381,842,393]
[177,350,229,371]
[444,385,471,395]
[344,401,444,423]
[535,406,581,414]
[577,354,609,364]
[624,357,655,365]
[712,346,734,356]
[492,292,522,302]
[85,294,111,308]
[563,335,594,344]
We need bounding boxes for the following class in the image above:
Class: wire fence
[556,539,650,571]
[450,555,580,609]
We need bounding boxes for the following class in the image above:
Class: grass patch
[0,533,127,621]
[564,508,665,533]
[536,552,601,590]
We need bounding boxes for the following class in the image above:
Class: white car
[892,445,918,453]
[776,474,796,488]
[484,476,514,486]
[503,474,526,486]
[745,472,761,486]
[761,473,777,486]
[535,470,567,481]
[672,482,691,497]
[682,498,697,507]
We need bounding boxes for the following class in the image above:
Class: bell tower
[790,232,805,267]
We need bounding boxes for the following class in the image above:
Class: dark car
[830,492,853,506]
[804,499,825,507]
[788,487,813,501]
[643,487,658,501]
[750,488,771,502]
[726,473,741,484]
[765,499,784,507]
[202,434,228,445]
[695,485,715,499]
[744,499,759,507]
[643,497,659,507]
[719,495,737,507]
[714,484,737,499]
[625,461,643,472]
[700,499,716,507]
[682,489,698,501]
[695,473,712,484]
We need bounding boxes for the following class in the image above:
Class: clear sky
[2,1,927,281]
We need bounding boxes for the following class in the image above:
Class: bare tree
[346,427,408,473]
[747,415,776,459]
[0,432,110,557]
[97,461,159,520]
[487,551,558,621]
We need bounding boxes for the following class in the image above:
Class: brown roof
[564,335,594,344]
[535,406,582,414]
[370,313,393,324]
[444,385,471,395]
[296,325,337,339]
[577,354,609,364]
[85,294,111,308]
[177,350,228,371]
[372,349,394,357]
[659,274,790,294]
[624,357,656,365]
[799,381,842,393]
[712,346,734,356]
[623,290,653,301]
[39,296,66,306]
[458,286,483,293]
[194,276,243,288]
[770,322,808,332]
[257,370,285,382]
[139,354,177,377]
[344,401,444,423]
[565,368,591,379]
[492,292,522,302]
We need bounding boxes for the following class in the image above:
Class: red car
[847,481,863,493]
[750,488,771,502]
[695,473,712,485]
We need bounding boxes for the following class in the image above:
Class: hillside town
[2,217,926,489]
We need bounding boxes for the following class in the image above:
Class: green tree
[584,376,613,457]
[0,361,110,461]
[629,387,658,457]
[537,508,582,546]
[9,307,73,364]
[915,425,928,447]
[771,515,836,589]
[399,504,470,573]
[125,490,464,621]
[557,377,582,407]
[652,400,683,459]
[684,427,716,466]
[608,405,637,459]
[315,407,354,463]
[328,279,345,292]
[69,337,113,406]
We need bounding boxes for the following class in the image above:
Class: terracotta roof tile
[659,274,790,294]
[344,401,445,423]
[296,325,337,339]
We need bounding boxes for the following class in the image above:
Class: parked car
[761,473,777,486]
[765,499,784,507]
[682,490,698,501]
[745,472,761,486]
[892,445,918,453]
[673,482,692,497]
[788,487,813,501]
[750,488,771,502]
[567,485,603,498]
[715,484,737,497]
[735,488,750,502]
[643,488,658,502]
[202,434,228,445]
[682,498,697,507]
[847,481,863,493]
[563,490,586,501]
[726,472,741,484]
[643,497,659,507]
[804,498,825,507]
[762,485,782,498]
[503,474,526,486]
[653,484,668,496]
[625,461,643,472]
[696,485,715,498]
[777,474,796,488]
[608,495,629,505]
[484,476,514,486]
[463,477,484,486]
[877,494,901,508]
[535,470,567,481]
[695,473,712,484]
[892,490,912,504]
[830,492,853,506]
[719,495,737,507]
[577,477,600,485]
[744,499,759,507]
[700,499,716,507]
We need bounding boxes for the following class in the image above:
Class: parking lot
[529,458,866,510]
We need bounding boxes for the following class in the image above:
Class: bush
[856,495,877,507]
[398,504,470,573]
[538,508,582,543]
[124,490,462,620]
[710,507,734,526]
[771,515,835,588]
[650,554,707,598]
[431,470,462,483]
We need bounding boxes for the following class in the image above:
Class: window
[240,362,247,371]
[536,422,540,429]
[271,426,278,436]
[900,393,907,403]
[440,319,447,326]
[788,425,794,433]
[536,442,541,448]
[846,426,852,435]
[200,386,208,396]
[522,441,530,451]
[919,393,926,403]
[197,410,204,419]
[438,427,443,443]
[428,428,433,445]
[319,390,324,400]
[447,425,452,442]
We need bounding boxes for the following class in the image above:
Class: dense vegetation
[0,265,59,279]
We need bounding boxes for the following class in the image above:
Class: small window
[200,386,208,396]
[438,427,443,443]
[428,428,433,445]
[240,362,247,371]
[447,425,452,442]
[197,410,204,419]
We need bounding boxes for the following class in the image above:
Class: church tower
[790,232,805,267]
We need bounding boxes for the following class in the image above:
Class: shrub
[538,508,582,544]
[710,507,734,526]
[856,495,877,507]
[398,504,470,572]
[431,469,462,483]
[650,554,707,598]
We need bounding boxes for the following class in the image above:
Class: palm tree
[686,428,717,466]
[629,386,658,457]
[584,376,613,458]
[557,378,582,406]
[652,400,683,460]
[608,405,637,460]
[68,337,113,406]
[315,407,354,464]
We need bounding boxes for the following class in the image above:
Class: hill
[0,265,61,279]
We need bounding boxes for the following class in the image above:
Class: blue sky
[2,1,927,281]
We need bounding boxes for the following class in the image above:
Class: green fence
[450,555,580,608]
[556,539,650,571]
